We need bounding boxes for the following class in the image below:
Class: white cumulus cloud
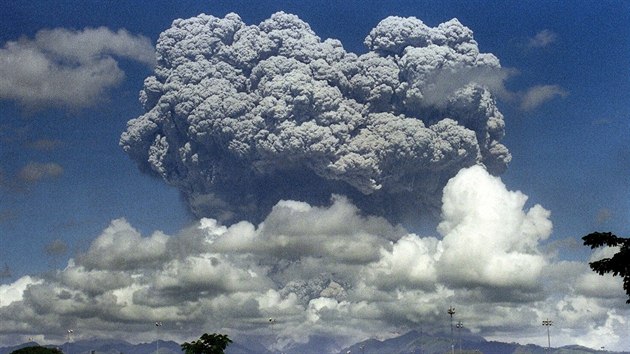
[437,165,552,290]
[520,84,568,111]
[1,166,628,351]
[528,29,558,48]
[0,27,155,109]
[17,162,63,184]
[79,218,168,271]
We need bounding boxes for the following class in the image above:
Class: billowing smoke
[121,12,511,223]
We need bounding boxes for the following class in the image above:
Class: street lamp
[542,319,552,351]
[268,317,276,335]
[155,321,163,354]
[268,318,277,353]
[66,330,73,354]
[456,321,463,353]
[448,307,455,354]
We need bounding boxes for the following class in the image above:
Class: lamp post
[448,307,455,354]
[269,318,276,353]
[66,330,73,354]
[268,317,276,335]
[456,321,463,353]
[542,319,552,351]
[155,321,162,354]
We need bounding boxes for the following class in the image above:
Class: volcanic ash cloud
[121,12,511,223]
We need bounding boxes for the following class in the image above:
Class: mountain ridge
[1,331,627,354]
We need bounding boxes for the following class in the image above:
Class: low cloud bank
[1,166,627,351]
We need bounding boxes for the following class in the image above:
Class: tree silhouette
[582,231,630,303]
[10,346,63,354]
[181,333,232,354]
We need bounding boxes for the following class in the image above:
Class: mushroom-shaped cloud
[121,12,511,223]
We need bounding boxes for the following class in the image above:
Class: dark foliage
[10,347,63,354]
[582,232,630,303]
[181,333,232,354]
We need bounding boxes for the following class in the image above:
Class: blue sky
[1,0,629,351]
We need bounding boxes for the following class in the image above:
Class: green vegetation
[582,232,630,303]
[10,346,63,354]
[181,333,232,354]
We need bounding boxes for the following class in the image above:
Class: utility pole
[448,307,455,354]
[269,318,276,353]
[155,321,162,354]
[66,329,73,354]
[542,319,552,352]
[456,321,463,353]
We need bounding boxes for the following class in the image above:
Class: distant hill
[0,339,181,354]
[2,332,628,354]
[339,330,629,354]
